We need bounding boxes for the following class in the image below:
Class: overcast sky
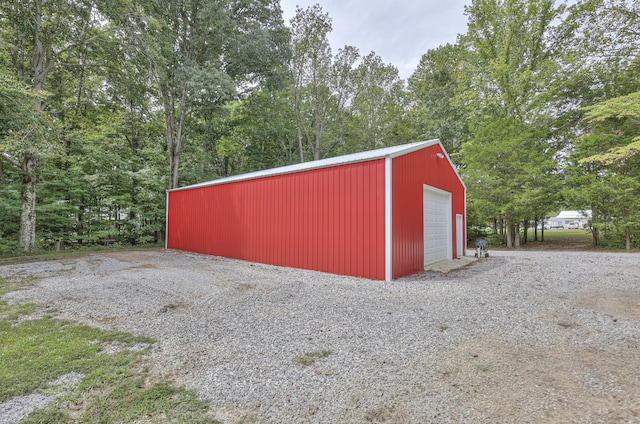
[279,0,471,80]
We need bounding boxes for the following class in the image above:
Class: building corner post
[385,157,392,281]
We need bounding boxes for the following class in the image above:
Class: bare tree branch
[0,151,21,169]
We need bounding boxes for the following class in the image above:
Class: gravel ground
[1,249,639,423]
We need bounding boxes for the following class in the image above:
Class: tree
[460,116,559,246]
[566,91,640,249]
[550,0,640,152]
[558,0,640,248]
[0,69,45,251]
[289,4,334,162]
[408,44,466,155]
[145,0,290,189]
[564,0,639,69]
[214,88,298,176]
[0,0,127,250]
[348,52,410,152]
[457,0,566,245]
[289,5,409,162]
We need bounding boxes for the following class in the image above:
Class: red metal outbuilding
[166,140,466,280]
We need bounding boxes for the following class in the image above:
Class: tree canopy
[0,0,638,252]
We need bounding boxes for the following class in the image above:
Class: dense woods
[1,0,638,253]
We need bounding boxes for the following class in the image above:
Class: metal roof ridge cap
[168,140,439,192]
[386,139,439,158]
[168,155,378,192]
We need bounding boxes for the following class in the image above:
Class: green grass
[0,275,220,423]
[526,228,593,246]
[0,274,37,297]
[0,243,164,266]
[294,350,333,367]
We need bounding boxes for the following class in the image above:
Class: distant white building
[546,210,592,229]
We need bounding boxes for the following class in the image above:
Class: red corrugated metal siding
[391,145,465,279]
[167,159,386,280]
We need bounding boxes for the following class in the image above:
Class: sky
[279,0,471,80]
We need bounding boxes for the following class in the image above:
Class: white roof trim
[169,140,440,192]
[555,210,592,219]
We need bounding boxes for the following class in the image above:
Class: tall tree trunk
[625,227,631,251]
[311,98,322,161]
[293,82,305,163]
[314,130,321,161]
[20,153,37,251]
[169,144,180,189]
[15,0,53,251]
[297,127,304,163]
[223,157,229,177]
[161,86,189,190]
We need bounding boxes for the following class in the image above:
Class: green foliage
[0,70,40,148]
[596,222,640,249]
[580,91,640,164]
[565,89,640,249]
[145,0,291,188]
[340,52,411,153]
[0,167,21,254]
[1,0,638,253]
[207,90,299,177]
[408,44,467,154]
[460,116,561,237]
[446,0,601,246]
[461,0,565,119]
[289,5,410,162]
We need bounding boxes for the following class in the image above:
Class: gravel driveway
[1,249,639,423]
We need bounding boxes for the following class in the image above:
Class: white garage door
[423,186,452,266]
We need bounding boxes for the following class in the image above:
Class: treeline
[0,0,638,254]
